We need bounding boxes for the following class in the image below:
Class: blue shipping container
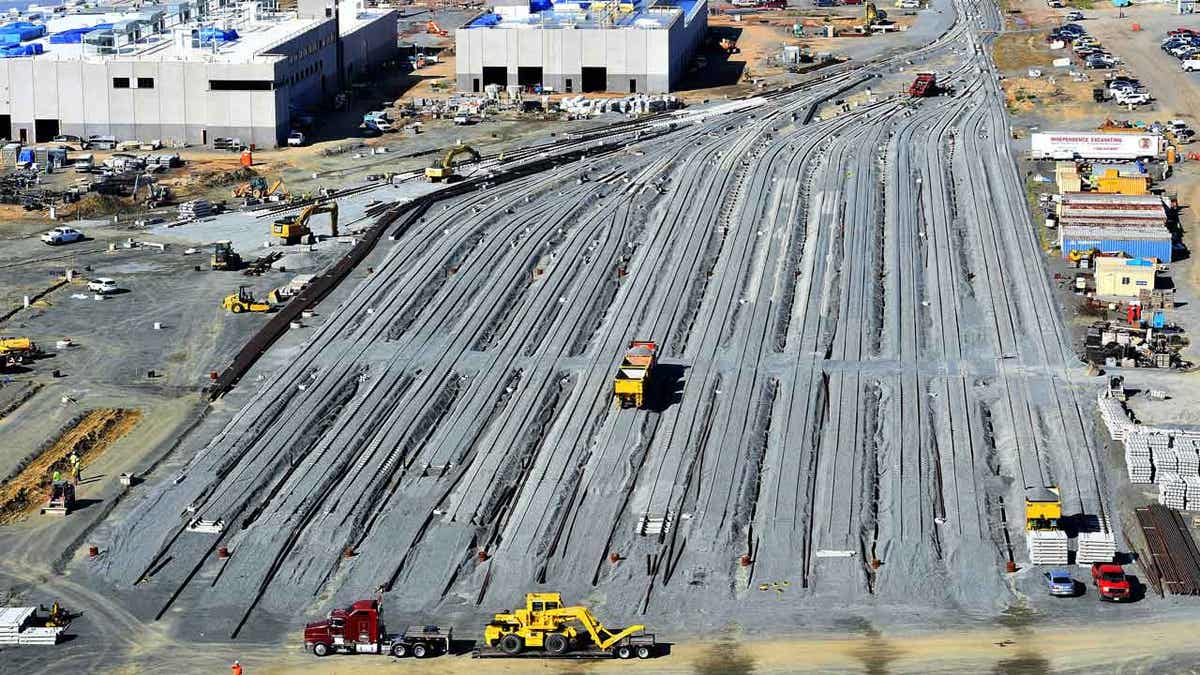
[1061,236,1173,263]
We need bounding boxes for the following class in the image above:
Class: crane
[272,201,339,245]
[426,143,481,182]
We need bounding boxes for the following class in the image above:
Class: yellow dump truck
[613,341,657,408]
[1025,486,1062,530]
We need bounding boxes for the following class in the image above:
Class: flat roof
[466,0,699,30]
[0,4,394,64]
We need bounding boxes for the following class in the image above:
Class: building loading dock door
[34,119,59,143]
[581,67,607,93]
[482,67,507,87]
[517,67,542,89]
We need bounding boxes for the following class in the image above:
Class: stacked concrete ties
[1100,388,1200,509]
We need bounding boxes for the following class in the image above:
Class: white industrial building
[0,0,397,147]
[455,0,706,94]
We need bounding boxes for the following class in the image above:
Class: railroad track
[95,0,1120,638]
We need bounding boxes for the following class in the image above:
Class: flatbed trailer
[473,633,657,660]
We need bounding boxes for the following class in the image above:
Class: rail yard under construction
[7,0,1200,669]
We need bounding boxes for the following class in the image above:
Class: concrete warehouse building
[454,0,707,94]
[0,0,397,148]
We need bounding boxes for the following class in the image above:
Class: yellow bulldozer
[482,592,656,659]
[272,201,338,245]
[426,143,481,182]
[222,286,272,314]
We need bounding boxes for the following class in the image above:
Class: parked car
[1044,569,1077,597]
[51,134,84,149]
[1183,58,1200,72]
[41,226,84,245]
[86,277,118,294]
[287,130,306,146]
[1115,91,1151,106]
[1066,10,1084,20]
[1091,563,1131,601]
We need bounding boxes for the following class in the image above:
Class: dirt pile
[0,408,141,524]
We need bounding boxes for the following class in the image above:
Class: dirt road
[52,617,1196,674]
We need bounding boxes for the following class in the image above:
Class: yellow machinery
[1067,247,1097,264]
[1024,486,1062,530]
[426,144,481,182]
[0,336,40,367]
[272,202,339,245]
[483,592,655,658]
[862,2,888,30]
[211,240,243,271]
[613,340,657,408]
[233,176,289,201]
[222,286,272,313]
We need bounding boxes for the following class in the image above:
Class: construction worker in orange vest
[231,660,242,675]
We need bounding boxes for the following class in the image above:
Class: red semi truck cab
[303,599,451,658]
[1091,563,1131,601]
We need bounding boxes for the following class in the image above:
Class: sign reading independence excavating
[1031,132,1164,160]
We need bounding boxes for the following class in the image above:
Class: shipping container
[1060,232,1173,263]
[1093,170,1148,195]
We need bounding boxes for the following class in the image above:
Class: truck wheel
[636,645,652,659]
[544,633,569,655]
[391,643,408,658]
[616,645,633,659]
[499,634,524,655]
[313,642,331,657]
[232,304,243,313]
[413,643,428,659]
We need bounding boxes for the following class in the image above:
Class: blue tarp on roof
[0,21,46,44]
[50,24,110,43]
[196,27,238,45]
[0,42,43,57]
[469,13,501,27]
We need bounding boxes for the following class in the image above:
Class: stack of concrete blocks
[1028,529,1069,565]
[1075,515,1116,564]
[1124,431,1154,483]
[0,607,64,645]
[1158,472,1187,510]
[1097,389,1135,441]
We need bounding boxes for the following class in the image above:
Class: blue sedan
[1045,569,1077,597]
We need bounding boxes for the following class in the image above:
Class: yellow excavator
[222,285,272,313]
[426,143,481,182]
[272,201,338,245]
[483,592,656,659]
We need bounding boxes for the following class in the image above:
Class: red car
[1091,563,1131,601]
[1169,28,1198,37]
